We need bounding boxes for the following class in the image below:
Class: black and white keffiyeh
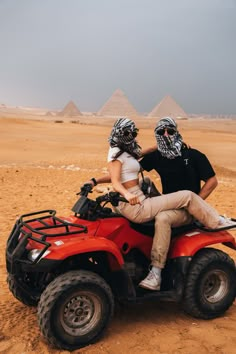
[108,117,141,159]
[154,117,183,159]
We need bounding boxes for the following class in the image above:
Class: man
[138,116,218,290]
[140,116,217,199]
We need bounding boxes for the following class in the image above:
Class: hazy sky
[0,0,236,114]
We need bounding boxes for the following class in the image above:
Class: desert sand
[0,116,236,354]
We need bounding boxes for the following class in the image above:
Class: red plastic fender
[42,236,124,270]
[168,229,236,258]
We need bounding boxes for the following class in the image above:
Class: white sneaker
[218,216,236,228]
[139,270,161,291]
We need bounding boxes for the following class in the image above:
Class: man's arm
[198,175,218,200]
[141,145,157,157]
[191,149,218,200]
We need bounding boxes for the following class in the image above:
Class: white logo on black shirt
[184,158,189,165]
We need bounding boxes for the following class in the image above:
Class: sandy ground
[0,116,236,354]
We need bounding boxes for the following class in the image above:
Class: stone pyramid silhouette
[97,89,138,117]
[45,111,54,117]
[148,95,188,118]
[59,101,82,117]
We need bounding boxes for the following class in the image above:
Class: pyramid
[97,89,138,117]
[148,95,188,118]
[59,101,82,117]
[45,111,54,117]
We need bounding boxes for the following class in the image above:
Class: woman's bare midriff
[122,179,139,189]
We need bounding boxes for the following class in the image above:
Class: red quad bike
[6,184,236,351]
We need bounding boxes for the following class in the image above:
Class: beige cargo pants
[116,185,220,268]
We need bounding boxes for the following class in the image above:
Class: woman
[107,117,236,291]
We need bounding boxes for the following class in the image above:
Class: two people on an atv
[83,117,236,291]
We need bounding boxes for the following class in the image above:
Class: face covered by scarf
[108,117,141,159]
[154,117,183,159]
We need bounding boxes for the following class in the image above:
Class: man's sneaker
[139,270,161,291]
[218,216,236,228]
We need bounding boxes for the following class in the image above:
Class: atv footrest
[129,289,179,302]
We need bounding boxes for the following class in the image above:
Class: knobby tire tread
[183,248,236,319]
[37,270,114,350]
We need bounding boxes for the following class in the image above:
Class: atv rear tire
[183,248,236,319]
[7,273,38,306]
[37,270,114,351]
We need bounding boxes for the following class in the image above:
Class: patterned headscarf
[154,117,183,159]
[108,117,141,159]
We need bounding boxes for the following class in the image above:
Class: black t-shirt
[140,148,215,195]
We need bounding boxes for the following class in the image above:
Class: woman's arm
[108,160,140,205]
[83,175,111,187]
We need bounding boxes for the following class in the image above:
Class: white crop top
[107,147,141,183]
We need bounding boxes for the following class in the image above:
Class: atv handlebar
[77,183,93,196]
[77,184,127,206]
[96,192,127,206]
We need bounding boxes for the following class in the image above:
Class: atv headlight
[27,249,51,262]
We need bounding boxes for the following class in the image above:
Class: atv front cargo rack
[6,210,88,268]
[18,209,87,238]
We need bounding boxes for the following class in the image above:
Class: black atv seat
[129,220,197,238]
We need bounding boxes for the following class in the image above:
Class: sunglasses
[156,127,176,136]
[123,128,139,138]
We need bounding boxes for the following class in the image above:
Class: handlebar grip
[77,183,93,196]
[119,196,128,203]
[106,192,128,206]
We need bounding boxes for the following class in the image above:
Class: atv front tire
[183,248,236,319]
[37,270,114,350]
[7,273,38,306]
